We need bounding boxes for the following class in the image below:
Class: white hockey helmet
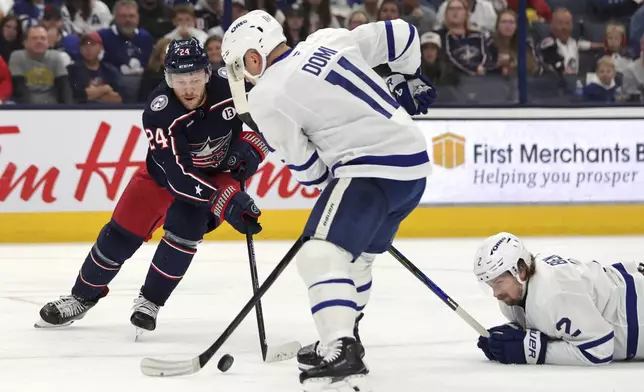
[221,10,286,83]
[473,232,532,283]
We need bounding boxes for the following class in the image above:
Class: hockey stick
[140,236,308,377]
[240,182,301,362]
[388,246,490,338]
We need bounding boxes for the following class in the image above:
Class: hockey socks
[72,221,143,300]
[141,232,198,306]
[351,253,375,312]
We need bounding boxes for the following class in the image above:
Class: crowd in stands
[0,0,642,105]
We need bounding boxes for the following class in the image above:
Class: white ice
[1,236,642,392]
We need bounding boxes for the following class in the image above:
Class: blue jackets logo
[231,20,247,33]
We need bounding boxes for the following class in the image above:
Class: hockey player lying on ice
[474,232,644,365]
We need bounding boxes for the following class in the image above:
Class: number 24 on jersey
[145,128,169,151]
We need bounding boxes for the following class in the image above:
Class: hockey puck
[217,354,234,372]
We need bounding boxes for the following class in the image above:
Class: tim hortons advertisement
[0,111,319,213]
[420,120,644,204]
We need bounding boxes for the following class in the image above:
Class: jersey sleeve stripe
[393,23,417,62]
[208,97,234,111]
[298,168,329,186]
[579,350,613,364]
[337,56,400,109]
[612,262,640,359]
[325,69,392,118]
[332,151,429,175]
[167,112,218,192]
[576,331,614,351]
[287,151,320,171]
[384,20,395,62]
[150,154,210,202]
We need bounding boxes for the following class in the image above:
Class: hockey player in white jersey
[221,10,436,391]
[474,232,644,366]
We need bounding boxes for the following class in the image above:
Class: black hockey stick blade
[140,236,307,377]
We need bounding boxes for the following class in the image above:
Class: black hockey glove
[477,335,496,361]
[210,185,262,235]
[487,323,547,365]
[386,68,437,115]
[227,131,270,181]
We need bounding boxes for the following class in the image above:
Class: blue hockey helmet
[164,38,212,85]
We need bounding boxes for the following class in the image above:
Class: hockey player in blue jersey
[222,11,436,391]
[36,38,268,336]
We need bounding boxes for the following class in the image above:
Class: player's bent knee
[351,253,376,277]
[296,239,353,286]
[95,219,145,265]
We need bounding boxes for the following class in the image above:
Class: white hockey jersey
[247,20,432,188]
[500,254,644,365]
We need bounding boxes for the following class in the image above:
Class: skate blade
[134,328,146,342]
[302,374,371,392]
[34,318,73,329]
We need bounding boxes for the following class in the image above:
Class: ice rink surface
[1,236,643,392]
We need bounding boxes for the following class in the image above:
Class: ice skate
[130,290,161,340]
[35,292,103,328]
[300,337,370,392]
[298,313,364,371]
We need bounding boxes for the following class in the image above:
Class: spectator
[0,55,13,102]
[345,9,368,30]
[99,0,154,75]
[377,0,401,21]
[506,0,551,22]
[41,6,73,65]
[583,56,618,102]
[486,0,507,13]
[600,22,634,77]
[137,37,169,101]
[66,0,113,33]
[282,3,307,47]
[0,15,24,62]
[538,8,599,75]
[8,25,73,103]
[491,9,541,76]
[138,0,174,40]
[420,31,458,85]
[436,0,497,32]
[352,0,378,22]
[194,0,221,32]
[401,0,437,36]
[67,31,122,103]
[246,0,285,25]
[0,0,12,17]
[588,0,640,22]
[629,5,644,55]
[208,0,246,37]
[164,4,208,43]
[302,0,340,34]
[204,34,223,68]
[10,0,73,33]
[622,34,644,102]
[436,0,496,76]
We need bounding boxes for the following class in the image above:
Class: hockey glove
[487,324,547,365]
[477,335,495,361]
[385,69,437,115]
[210,185,262,235]
[227,132,270,181]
